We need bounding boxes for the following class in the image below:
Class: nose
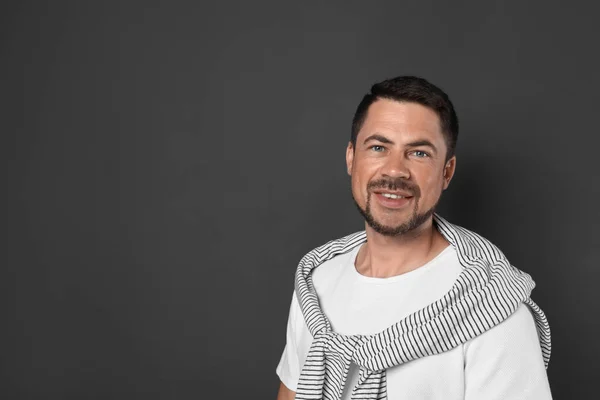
[380,154,410,180]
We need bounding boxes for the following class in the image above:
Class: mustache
[367,178,420,197]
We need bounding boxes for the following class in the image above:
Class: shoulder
[464,303,543,361]
[312,244,360,292]
[466,303,537,344]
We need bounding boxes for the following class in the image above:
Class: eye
[369,145,385,152]
[411,150,430,158]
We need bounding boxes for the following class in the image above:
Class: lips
[372,191,414,209]
[373,189,414,209]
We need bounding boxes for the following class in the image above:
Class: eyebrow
[363,134,394,145]
[362,134,438,153]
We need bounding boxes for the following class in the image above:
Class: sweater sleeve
[276,291,302,391]
[464,303,552,399]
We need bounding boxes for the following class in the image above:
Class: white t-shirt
[277,244,552,399]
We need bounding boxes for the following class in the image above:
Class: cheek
[351,173,366,198]
[418,169,445,196]
[351,161,375,199]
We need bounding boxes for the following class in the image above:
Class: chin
[373,220,412,233]
[372,208,414,222]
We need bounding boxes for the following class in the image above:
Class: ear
[442,156,457,190]
[346,141,354,176]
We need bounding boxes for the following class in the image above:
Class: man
[276,76,552,400]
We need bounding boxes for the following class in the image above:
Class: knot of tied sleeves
[295,330,387,400]
[293,214,552,400]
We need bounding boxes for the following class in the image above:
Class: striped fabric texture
[294,214,551,400]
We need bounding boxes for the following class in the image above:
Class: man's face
[346,99,456,236]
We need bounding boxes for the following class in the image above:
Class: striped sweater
[293,213,551,400]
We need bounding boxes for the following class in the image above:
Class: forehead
[358,99,443,143]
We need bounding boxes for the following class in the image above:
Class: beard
[351,178,440,237]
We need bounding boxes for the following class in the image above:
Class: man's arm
[464,303,552,399]
[276,381,296,400]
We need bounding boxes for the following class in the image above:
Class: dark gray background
[2,1,598,399]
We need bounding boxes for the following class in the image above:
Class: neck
[355,216,450,278]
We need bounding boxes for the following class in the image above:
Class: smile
[373,192,414,209]
[381,193,405,199]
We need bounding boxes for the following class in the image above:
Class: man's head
[346,76,458,236]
